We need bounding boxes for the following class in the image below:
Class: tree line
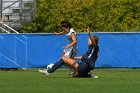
[19,0,140,33]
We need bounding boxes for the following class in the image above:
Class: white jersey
[64,28,77,57]
[66,28,76,43]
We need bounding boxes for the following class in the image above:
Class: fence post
[0,0,2,20]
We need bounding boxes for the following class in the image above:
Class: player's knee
[61,56,66,60]
[72,61,78,69]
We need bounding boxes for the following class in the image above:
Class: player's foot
[38,69,50,76]
[38,69,46,74]
[68,67,74,76]
[89,73,98,78]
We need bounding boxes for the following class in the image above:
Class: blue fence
[0,33,140,68]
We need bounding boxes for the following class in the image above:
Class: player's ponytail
[94,36,99,45]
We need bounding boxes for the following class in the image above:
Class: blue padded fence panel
[0,33,140,68]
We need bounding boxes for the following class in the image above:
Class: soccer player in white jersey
[39,21,77,75]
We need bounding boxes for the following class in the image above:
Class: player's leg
[61,56,78,76]
[64,47,77,75]
[48,48,77,74]
[47,58,64,73]
[38,58,64,75]
[39,52,65,75]
[47,52,65,73]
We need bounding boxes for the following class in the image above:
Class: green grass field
[0,68,140,93]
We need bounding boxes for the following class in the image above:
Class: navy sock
[47,58,64,73]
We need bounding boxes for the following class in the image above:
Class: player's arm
[55,30,65,35]
[87,28,96,45]
[64,32,77,49]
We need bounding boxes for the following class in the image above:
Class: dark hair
[61,21,71,28]
[90,35,99,45]
[94,35,99,45]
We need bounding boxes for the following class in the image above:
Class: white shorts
[63,46,77,58]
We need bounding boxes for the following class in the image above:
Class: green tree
[19,0,140,33]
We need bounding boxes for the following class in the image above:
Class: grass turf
[0,68,140,93]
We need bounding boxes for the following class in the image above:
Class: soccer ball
[47,63,54,69]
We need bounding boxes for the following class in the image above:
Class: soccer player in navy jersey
[62,28,99,77]
[39,28,99,78]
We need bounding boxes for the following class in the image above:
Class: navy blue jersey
[81,45,99,66]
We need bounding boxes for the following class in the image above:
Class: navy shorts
[78,61,91,75]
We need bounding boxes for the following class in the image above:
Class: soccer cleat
[38,69,47,74]
[68,67,74,76]
[89,73,98,78]
[38,69,50,76]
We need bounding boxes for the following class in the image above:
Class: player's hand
[55,31,65,36]
[63,46,69,49]
[86,27,91,36]
[54,32,60,36]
